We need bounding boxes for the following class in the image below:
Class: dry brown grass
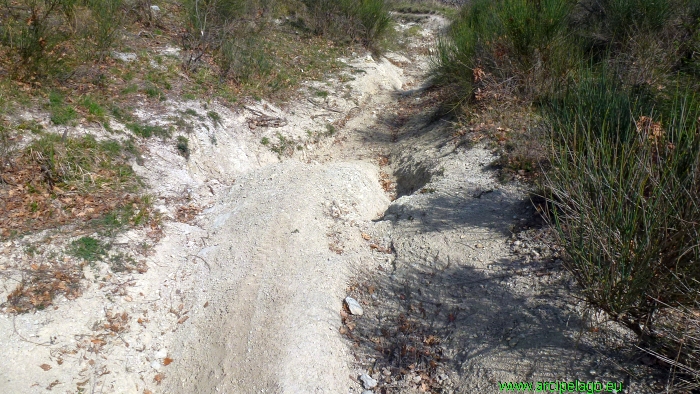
[4,260,84,313]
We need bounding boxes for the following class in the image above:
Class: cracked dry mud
[0,13,659,394]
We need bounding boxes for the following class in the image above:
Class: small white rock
[111,51,137,62]
[345,297,363,316]
[154,348,168,359]
[360,373,377,389]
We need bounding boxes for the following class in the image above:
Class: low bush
[176,135,190,158]
[544,74,700,332]
[434,0,700,386]
[87,0,124,59]
[0,0,74,79]
[126,122,171,139]
[543,75,700,385]
[301,0,391,50]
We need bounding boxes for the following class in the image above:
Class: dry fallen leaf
[163,357,173,366]
[153,373,165,384]
[177,316,189,324]
[39,364,52,371]
[361,232,371,241]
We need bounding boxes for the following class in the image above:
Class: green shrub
[301,0,391,50]
[218,35,273,82]
[80,95,106,118]
[126,122,170,139]
[354,0,392,48]
[144,84,166,100]
[0,0,75,78]
[182,0,267,71]
[432,0,574,101]
[176,135,190,159]
[87,0,123,59]
[27,133,137,191]
[70,236,108,262]
[434,0,700,384]
[543,76,700,339]
[48,91,78,125]
[588,0,671,40]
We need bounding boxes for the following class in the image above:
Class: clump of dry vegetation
[4,260,84,313]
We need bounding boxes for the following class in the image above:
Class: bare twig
[12,315,52,347]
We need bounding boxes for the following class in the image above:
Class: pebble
[155,348,168,359]
[360,373,377,389]
[362,391,374,394]
[513,241,522,246]
[345,297,364,316]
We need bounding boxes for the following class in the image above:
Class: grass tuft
[70,236,108,262]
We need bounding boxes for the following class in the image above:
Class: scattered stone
[362,391,374,394]
[150,5,160,13]
[476,243,484,249]
[154,348,168,359]
[111,51,137,62]
[345,297,364,316]
[360,373,377,389]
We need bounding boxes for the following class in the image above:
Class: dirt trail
[162,17,443,392]
[0,12,657,394]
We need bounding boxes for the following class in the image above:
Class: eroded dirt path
[0,12,658,394]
